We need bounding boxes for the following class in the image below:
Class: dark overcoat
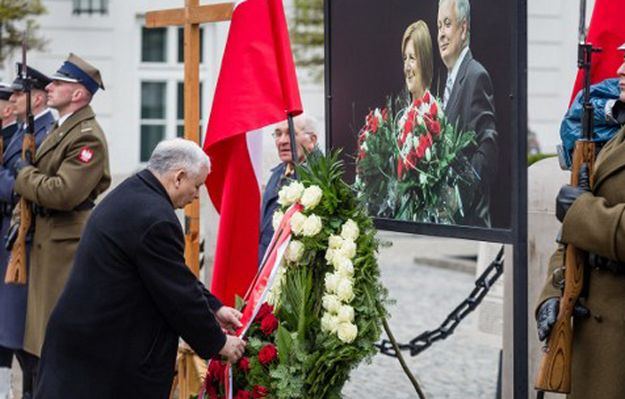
[35,169,227,399]
[445,49,498,227]
[0,110,55,350]
[259,162,287,263]
[538,125,625,399]
[14,105,111,356]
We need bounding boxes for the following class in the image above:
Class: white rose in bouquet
[337,322,358,343]
[324,272,340,293]
[302,214,322,237]
[290,211,306,236]
[322,294,342,313]
[338,240,357,260]
[328,234,344,249]
[324,248,336,264]
[321,313,340,334]
[336,278,355,303]
[285,240,304,263]
[277,186,289,206]
[337,305,355,323]
[340,219,360,241]
[301,185,323,210]
[333,255,354,277]
[285,181,305,204]
[272,210,284,231]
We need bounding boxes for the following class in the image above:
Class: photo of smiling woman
[355,19,477,224]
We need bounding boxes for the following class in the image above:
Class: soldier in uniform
[11,53,110,390]
[0,64,56,398]
[536,42,625,399]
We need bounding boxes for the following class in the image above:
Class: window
[73,0,109,15]
[177,27,205,63]
[140,82,166,162]
[176,82,204,138]
[142,27,167,63]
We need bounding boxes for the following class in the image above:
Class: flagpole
[287,113,299,180]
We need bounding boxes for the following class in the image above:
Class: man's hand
[12,150,33,177]
[216,306,243,333]
[219,335,246,364]
[555,163,591,222]
[536,297,590,342]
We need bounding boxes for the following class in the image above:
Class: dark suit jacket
[259,162,288,263]
[35,169,226,399]
[445,49,498,227]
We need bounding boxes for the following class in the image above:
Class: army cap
[11,63,52,92]
[51,53,105,94]
[0,83,13,101]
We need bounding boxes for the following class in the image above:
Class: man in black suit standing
[437,0,497,227]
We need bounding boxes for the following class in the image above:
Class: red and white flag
[569,0,625,104]
[204,0,302,306]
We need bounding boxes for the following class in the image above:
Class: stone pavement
[342,232,500,399]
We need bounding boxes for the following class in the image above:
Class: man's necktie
[443,75,453,109]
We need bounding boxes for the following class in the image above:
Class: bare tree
[0,0,47,63]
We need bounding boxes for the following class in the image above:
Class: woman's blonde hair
[401,20,433,93]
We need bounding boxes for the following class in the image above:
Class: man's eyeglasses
[271,130,311,139]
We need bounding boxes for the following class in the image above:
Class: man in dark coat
[259,114,318,263]
[0,65,56,398]
[35,138,246,399]
[437,0,497,227]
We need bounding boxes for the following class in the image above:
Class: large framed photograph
[325,0,525,242]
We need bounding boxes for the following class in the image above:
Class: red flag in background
[204,0,302,306]
[569,0,625,104]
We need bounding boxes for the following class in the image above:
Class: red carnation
[413,98,423,108]
[235,390,251,399]
[382,108,388,121]
[207,359,225,382]
[423,91,431,103]
[252,385,270,398]
[369,114,379,133]
[397,158,405,180]
[430,120,441,135]
[258,343,278,365]
[255,303,274,322]
[238,356,250,373]
[416,137,427,160]
[429,101,438,119]
[260,313,279,336]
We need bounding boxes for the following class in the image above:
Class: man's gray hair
[295,113,318,136]
[147,138,210,177]
[440,0,471,45]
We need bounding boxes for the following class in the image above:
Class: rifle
[4,38,36,285]
[534,0,601,395]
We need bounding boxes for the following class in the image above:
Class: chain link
[377,245,505,357]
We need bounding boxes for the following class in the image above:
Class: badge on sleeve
[78,146,94,164]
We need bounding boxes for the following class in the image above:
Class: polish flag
[569,0,625,104]
[204,0,302,306]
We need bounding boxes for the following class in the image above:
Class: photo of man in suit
[437,0,498,227]
[258,114,318,264]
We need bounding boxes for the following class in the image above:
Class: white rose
[302,214,322,237]
[324,272,340,293]
[301,185,323,210]
[337,305,355,323]
[272,210,284,231]
[320,313,340,334]
[338,240,357,260]
[374,108,382,119]
[416,114,424,127]
[337,322,358,343]
[336,278,355,303]
[324,248,336,264]
[361,141,368,152]
[277,186,289,206]
[290,211,306,236]
[340,219,360,241]
[285,240,304,263]
[333,256,354,277]
[322,294,342,313]
[285,181,305,204]
[328,235,344,249]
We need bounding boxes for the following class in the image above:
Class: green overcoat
[14,105,111,356]
[539,125,625,399]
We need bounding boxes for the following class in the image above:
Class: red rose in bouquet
[238,356,250,373]
[235,390,251,399]
[207,358,226,382]
[255,303,274,322]
[252,385,269,398]
[258,343,277,365]
[259,313,278,336]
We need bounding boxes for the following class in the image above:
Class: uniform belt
[32,200,95,217]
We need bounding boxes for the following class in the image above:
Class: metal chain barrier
[377,245,505,357]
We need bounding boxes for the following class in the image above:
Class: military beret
[51,53,104,95]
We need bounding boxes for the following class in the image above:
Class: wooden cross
[145,1,234,277]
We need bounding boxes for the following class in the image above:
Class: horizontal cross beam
[145,2,234,28]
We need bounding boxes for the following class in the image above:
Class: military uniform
[13,54,110,357]
[539,125,625,399]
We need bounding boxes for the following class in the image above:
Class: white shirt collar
[446,46,470,89]
[58,112,74,127]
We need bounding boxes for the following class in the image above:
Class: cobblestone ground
[342,236,500,399]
